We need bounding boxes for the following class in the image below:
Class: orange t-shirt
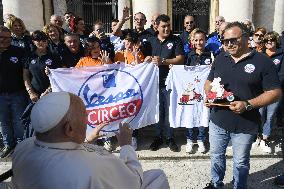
[114,51,145,64]
[75,57,102,68]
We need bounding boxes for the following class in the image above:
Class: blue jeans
[154,87,173,139]
[186,127,206,141]
[209,121,256,189]
[0,92,28,147]
[259,101,279,138]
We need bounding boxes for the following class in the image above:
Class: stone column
[209,0,219,33]
[53,0,67,17]
[219,0,253,22]
[132,0,167,29]
[117,0,131,29]
[2,0,44,31]
[273,0,284,33]
[43,0,53,25]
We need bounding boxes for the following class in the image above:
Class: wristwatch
[161,58,166,65]
[245,100,253,111]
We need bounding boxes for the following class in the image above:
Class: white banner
[49,63,159,134]
[166,65,210,128]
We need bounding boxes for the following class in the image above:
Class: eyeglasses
[134,18,145,22]
[222,36,242,46]
[216,20,224,23]
[254,33,264,38]
[185,21,194,24]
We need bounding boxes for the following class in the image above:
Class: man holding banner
[146,14,184,152]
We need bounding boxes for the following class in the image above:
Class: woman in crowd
[6,17,33,54]
[255,31,284,153]
[71,17,89,45]
[251,27,267,52]
[42,24,65,56]
[23,31,62,102]
[114,33,144,65]
[75,36,112,67]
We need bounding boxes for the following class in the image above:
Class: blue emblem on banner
[102,74,116,88]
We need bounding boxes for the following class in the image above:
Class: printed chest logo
[10,57,18,63]
[273,59,280,65]
[167,42,173,49]
[78,69,143,132]
[31,59,36,64]
[45,59,53,66]
[204,58,211,65]
[244,64,255,73]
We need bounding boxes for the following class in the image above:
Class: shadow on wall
[252,0,275,31]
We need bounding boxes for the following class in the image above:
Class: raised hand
[116,122,132,147]
[99,50,111,64]
[122,6,132,22]
[86,122,108,143]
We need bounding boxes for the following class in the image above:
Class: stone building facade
[2,0,284,34]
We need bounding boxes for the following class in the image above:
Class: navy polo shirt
[185,49,212,66]
[61,46,84,68]
[0,45,26,93]
[148,34,184,87]
[179,30,190,45]
[24,52,62,94]
[208,50,281,134]
[263,48,284,83]
[48,41,65,57]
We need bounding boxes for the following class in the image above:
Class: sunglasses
[222,36,242,46]
[134,18,145,22]
[185,21,194,24]
[265,39,276,43]
[254,33,264,38]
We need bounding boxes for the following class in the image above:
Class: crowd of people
[1,6,284,189]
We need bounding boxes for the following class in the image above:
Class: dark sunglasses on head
[254,33,264,38]
[185,21,194,24]
[265,39,276,43]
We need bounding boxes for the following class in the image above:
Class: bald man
[146,13,160,36]
[12,92,169,189]
[179,15,196,45]
[206,16,226,56]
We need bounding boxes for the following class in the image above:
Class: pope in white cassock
[11,92,169,189]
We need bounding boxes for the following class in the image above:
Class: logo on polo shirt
[78,69,143,132]
[9,57,18,63]
[31,59,36,64]
[244,64,255,73]
[142,39,147,42]
[273,59,280,65]
[167,42,173,50]
[204,58,211,65]
[45,59,53,66]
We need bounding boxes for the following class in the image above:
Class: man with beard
[203,22,281,189]
[61,34,84,68]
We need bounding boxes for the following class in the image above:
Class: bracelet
[26,88,32,93]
